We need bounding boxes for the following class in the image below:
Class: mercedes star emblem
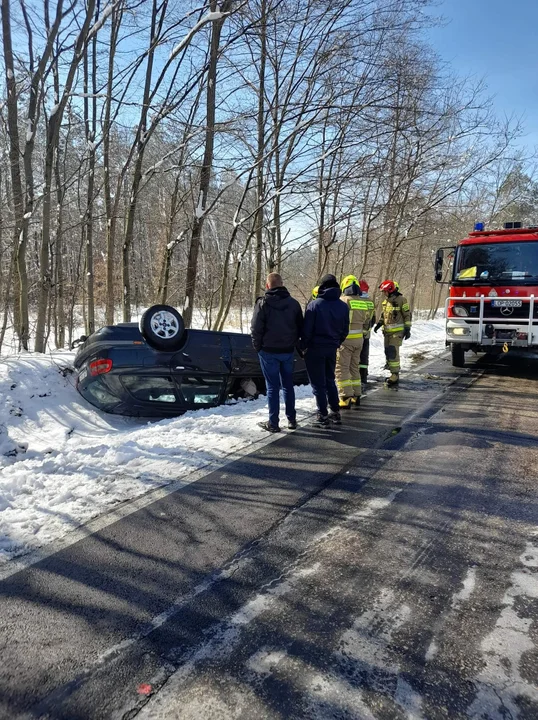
[500,306,514,316]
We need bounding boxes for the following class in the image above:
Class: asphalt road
[1,354,538,719]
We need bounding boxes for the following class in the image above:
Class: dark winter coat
[301,286,350,350]
[250,287,303,353]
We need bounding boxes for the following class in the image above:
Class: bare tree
[183,0,234,328]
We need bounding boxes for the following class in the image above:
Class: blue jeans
[304,347,339,416]
[258,350,296,428]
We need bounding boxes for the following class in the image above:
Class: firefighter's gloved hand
[374,322,382,333]
[403,328,411,340]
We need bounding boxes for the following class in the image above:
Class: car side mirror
[435,246,456,283]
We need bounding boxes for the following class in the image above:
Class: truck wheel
[451,343,465,368]
[139,305,186,351]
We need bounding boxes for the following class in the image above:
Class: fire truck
[435,222,538,367]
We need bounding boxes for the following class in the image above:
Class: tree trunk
[35,129,56,352]
[35,0,96,352]
[53,137,66,348]
[85,6,99,335]
[183,0,232,328]
[1,0,29,349]
[409,234,426,312]
[156,179,182,305]
[103,5,122,326]
[252,0,267,303]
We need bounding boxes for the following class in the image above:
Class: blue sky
[427,0,538,149]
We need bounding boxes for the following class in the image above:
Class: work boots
[385,373,399,387]
[312,412,330,428]
[328,410,342,425]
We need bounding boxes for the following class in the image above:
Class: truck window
[455,241,538,283]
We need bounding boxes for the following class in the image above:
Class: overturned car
[73,304,308,417]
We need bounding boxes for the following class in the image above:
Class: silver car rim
[150,310,180,339]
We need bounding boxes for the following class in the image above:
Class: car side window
[178,376,224,405]
[122,375,178,403]
[85,378,120,405]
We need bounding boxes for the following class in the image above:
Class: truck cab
[435,223,538,367]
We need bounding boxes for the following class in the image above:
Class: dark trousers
[258,350,296,428]
[304,347,339,416]
[359,336,370,383]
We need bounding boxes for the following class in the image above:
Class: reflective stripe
[359,364,368,369]
[337,379,353,387]
[349,299,368,309]
[388,361,400,368]
[402,303,410,311]
[351,379,362,387]
[347,297,367,337]
[385,325,404,333]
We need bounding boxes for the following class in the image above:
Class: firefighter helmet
[312,285,319,299]
[359,280,369,293]
[379,279,397,294]
[340,274,360,292]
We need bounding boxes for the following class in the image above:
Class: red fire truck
[435,222,538,367]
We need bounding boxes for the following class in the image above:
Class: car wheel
[139,305,186,351]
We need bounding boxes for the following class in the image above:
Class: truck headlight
[453,305,468,317]
[449,327,471,336]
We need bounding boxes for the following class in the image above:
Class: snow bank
[0,320,446,564]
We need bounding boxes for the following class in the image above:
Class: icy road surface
[2,352,538,720]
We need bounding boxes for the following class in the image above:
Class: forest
[1,0,536,352]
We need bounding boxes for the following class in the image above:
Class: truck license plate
[491,299,522,307]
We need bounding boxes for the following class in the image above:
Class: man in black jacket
[302,274,349,427]
[251,273,303,432]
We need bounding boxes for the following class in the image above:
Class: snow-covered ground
[0,320,446,565]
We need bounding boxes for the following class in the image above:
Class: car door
[170,329,231,375]
[169,329,231,410]
[228,332,262,377]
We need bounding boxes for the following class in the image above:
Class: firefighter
[358,280,375,385]
[374,279,412,386]
[336,275,371,407]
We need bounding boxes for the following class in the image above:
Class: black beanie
[319,274,339,290]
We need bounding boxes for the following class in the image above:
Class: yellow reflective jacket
[381,293,412,334]
[340,294,372,340]
[358,295,376,338]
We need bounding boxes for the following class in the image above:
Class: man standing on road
[358,280,375,386]
[336,275,371,408]
[374,279,412,387]
[302,274,349,427]
[251,273,303,433]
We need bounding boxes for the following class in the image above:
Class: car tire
[451,343,465,368]
[139,305,186,351]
